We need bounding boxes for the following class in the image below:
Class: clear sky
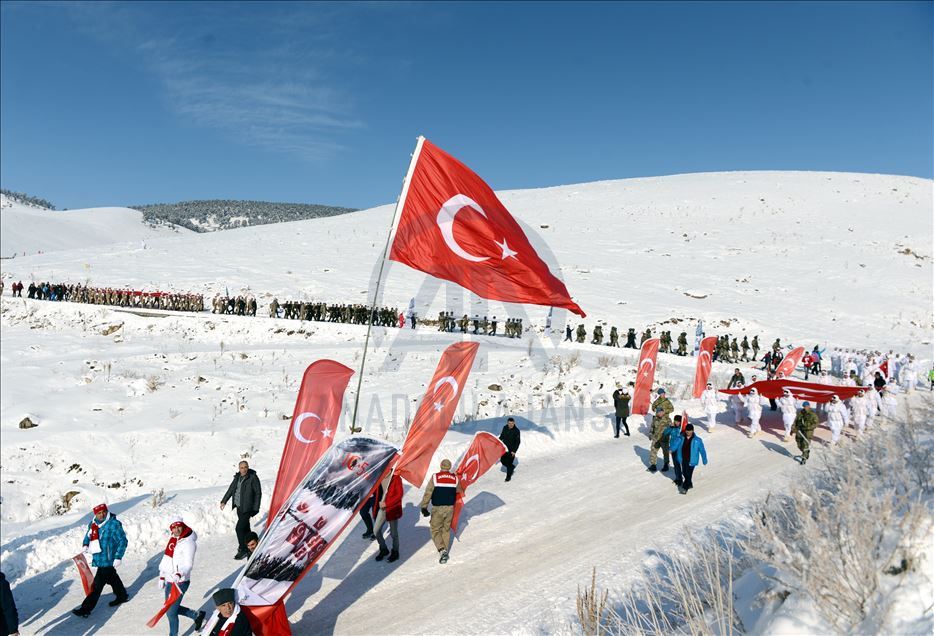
[1,1,931,210]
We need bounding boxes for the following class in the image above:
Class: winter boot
[674,479,683,487]
[375,547,390,561]
[108,595,129,607]
[387,550,399,563]
[361,531,375,540]
[647,464,658,473]
[72,608,90,618]
[661,462,669,472]
[439,549,449,564]
[194,611,207,631]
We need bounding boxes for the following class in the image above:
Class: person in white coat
[825,394,850,445]
[700,382,720,432]
[866,387,882,429]
[741,388,767,438]
[158,517,205,636]
[850,389,870,436]
[880,387,898,419]
[902,356,918,393]
[777,389,798,441]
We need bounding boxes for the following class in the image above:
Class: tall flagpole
[348,135,426,432]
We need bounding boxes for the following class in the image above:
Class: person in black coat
[219,461,262,560]
[499,417,521,482]
[0,572,18,636]
[611,385,631,437]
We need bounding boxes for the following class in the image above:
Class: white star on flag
[495,238,518,259]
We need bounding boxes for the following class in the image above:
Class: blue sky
[1,1,931,210]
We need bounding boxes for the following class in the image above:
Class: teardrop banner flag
[631,338,660,415]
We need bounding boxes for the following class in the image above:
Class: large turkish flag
[451,431,507,531]
[775,347,805,377]
[692,336,717,398]
[266,360,355,527]
[389,138,585,317]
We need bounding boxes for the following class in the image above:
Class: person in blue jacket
[669,424,708,495]
[665,415,686,487]
[72,503,129,618]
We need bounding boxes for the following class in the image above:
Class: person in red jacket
[801,353,814,380]
[373,470,403,563]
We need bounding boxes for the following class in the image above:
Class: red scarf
[164,525,192,557]
[89,513,109,542]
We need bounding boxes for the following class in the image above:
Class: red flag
[680,411,689,432]
[394,342,480,487]
[243,602,291,636]
[72,553,94,597]
[389,138,585,317]
[451,432,507,530]
[879,360,889,377]
[774,347,805,377]
[146,583,182,628]
[631,338,660,415]
[267,360,355,527]
[692,336,717,398]
[720,379,864,403]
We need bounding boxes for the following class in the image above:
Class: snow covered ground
[0,194,191,258]
[0,170,931,635]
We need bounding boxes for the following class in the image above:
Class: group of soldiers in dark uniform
[268,299,400,327]
[18,281,204,312]
[566,323,766,364]
[211,294,258,316]
[435,312,525,338]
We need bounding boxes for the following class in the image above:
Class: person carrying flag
[158,517,206,635]
[419,459,465,564]
[72,504,129,618]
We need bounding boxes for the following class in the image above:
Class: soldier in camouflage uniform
[740,336,749,361]
[640,328,652,347]
[592,325,603,345]
[647,407,672,473]
[677,332,688,356]
[651,387,674,419]
[576,324,587,343]
[791,402,819,465]
[730,337,739,361]
[608,326,619,347]
[625,328,637,349]
[751,335,760,360]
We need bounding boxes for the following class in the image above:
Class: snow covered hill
[0,170,931,635]
[1,171,929,354]
[0,194,192,258]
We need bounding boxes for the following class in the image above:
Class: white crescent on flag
[292,411,323,444]
[436,195,490,263]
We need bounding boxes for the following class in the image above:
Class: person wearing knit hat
[207,588,251,636]
[420,459,465,564]
[72,503,129,618]
[158,516,205,635]
[668,424,708,494]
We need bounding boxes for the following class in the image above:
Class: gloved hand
[113,559,122,568]
[158,577,165,590]
[420,508,430,518]
[174,572,183,582]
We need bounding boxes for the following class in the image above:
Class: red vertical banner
[692,336,718,398]
[631,338,660,415]
[267,360,355,527]
[775,347,805,378]
[394,342,480,488]
[451,432,507,530]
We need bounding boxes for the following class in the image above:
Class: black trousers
[80,566,127,611]
[614,416,630,436]
[671,455,683,484]
[500,453,515,478]
[235,509,253,552]
[683,465,696,490]
[358,493,377,534]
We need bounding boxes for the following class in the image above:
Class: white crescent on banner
[436,194,491,263]
[462,453,481,482]
[639,358,655,376]
[700,350,712,369]
[293,411,322,444]
[433,375,459,399]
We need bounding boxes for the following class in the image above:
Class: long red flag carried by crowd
[631,338,660,415]
[267,360,355,527]
[394,342,480,488]
[388,137,585,317]
[692,336,717,398]
[720,379,865,403]
[451,431,507,531]
[774,347,805,378]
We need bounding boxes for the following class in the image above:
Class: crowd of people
[433,311,526,338]
[266,298,401,327]
[4,280,204,313]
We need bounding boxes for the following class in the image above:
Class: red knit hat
[93,503,108,515]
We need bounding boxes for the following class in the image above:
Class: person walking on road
[219,461,262,560]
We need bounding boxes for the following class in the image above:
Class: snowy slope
[0,194,192,258]
[1,171,930,354]
[0,170,931,635]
